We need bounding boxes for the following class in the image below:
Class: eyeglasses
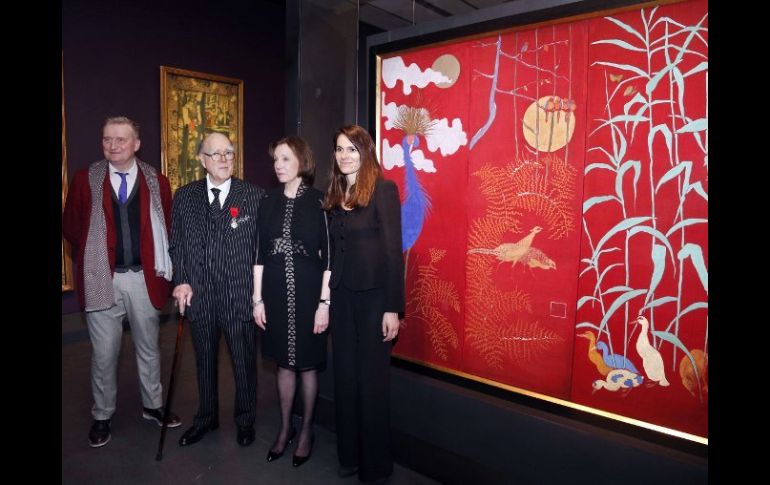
[335,146,358,154]
[102,137,131,146]
[203,151,236,162]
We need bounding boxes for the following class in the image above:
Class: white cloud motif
[382,93,399,130]
[425,118,468,156]
[383,56,450,95]
[409,149,437,173]
[382,139,436,173]
[382,138,404,170]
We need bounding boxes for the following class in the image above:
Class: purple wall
[62,0,285,314]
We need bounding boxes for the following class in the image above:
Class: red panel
[462,23,588,398]
[573,0,708,438]
[380,41,472,369]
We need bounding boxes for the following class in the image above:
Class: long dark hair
[322,125,382,210]
[268,136,315,186]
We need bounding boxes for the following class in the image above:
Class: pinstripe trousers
[189,308,257,428]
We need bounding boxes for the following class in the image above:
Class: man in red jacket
[63,116,181,448]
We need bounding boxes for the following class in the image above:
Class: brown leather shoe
[88,419,111,448]
[142,407,182,428]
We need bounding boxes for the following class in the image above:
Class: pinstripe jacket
[169,177,264,323]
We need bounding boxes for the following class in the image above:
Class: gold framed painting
[160,66,244,193]
[62,54,74,292]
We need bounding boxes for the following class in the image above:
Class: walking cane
[155,311,186,461]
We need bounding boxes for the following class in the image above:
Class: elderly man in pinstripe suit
[170,132,265,447]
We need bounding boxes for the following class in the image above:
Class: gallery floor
[62,311,439,485]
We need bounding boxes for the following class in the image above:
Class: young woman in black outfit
[323,125,405,483]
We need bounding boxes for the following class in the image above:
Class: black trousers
[331,285,393,482]
[189,314,257,428]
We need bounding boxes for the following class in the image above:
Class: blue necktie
[117,172,129,204]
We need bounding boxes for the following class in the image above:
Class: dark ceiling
[310,0,514,31]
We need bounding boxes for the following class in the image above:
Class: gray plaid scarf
[83,159,172,311]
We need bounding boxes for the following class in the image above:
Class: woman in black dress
[323,125,404,483]
[253,136,330,467]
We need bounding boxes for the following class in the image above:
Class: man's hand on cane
[172,284,193,315]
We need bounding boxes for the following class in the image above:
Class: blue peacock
[393,104,436,271]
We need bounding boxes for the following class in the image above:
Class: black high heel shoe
[266,428,296,462]
[292,435,315,468]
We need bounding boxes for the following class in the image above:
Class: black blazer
[169,177,264,322]
[329,178,405,313]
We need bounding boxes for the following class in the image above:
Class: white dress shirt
[109,159,138,199]
[206,175,232,205]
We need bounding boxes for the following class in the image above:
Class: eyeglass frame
[202,150,236,162]
[102,136,133,147]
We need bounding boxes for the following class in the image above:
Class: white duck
[592,368,643,392]
[634,316,670,386]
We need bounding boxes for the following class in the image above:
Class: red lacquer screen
[378,0,707,439]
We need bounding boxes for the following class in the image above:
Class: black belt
[114,265,143,273]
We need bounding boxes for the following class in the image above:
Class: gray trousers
[85,270,163,420]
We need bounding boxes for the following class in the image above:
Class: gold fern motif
[406,249,461,361]
[465,156,575,369]
[497,320,562,363]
